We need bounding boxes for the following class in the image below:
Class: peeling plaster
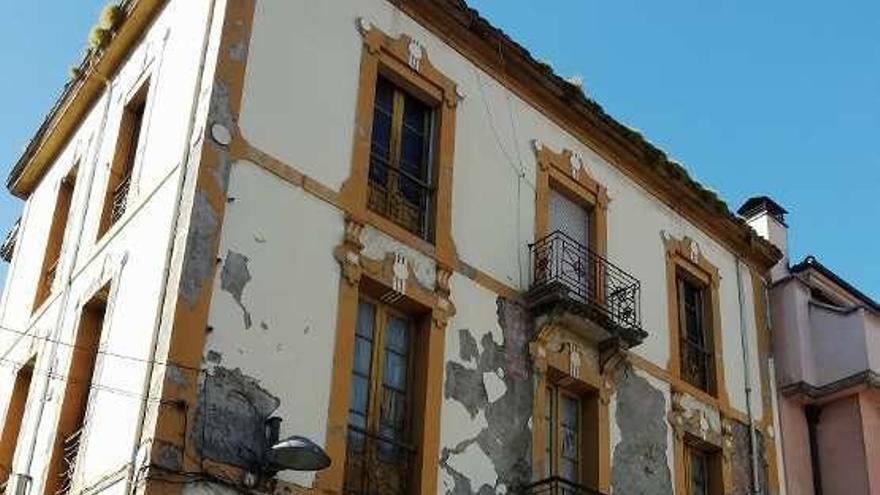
[729,421,754,495]
[440,297,533,494]
[180,191,219,307]
[611,367,673,494]
[193,367,280,469]
[220,250,253,329]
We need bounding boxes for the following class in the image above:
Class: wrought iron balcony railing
[527,231,647,346]
[344,425,416,495]
[367,153,434,241]
[110,173,132,226]
[55,426,85,495]
[0,218,19,263]
[518,476,605,495]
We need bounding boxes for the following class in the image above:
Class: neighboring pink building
[740,197,880,495]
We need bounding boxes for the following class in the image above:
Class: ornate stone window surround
[318,215,455,494]
[664,233,728,409]
[529,325,617,493]
[340,19,459,270]
[533,142,609,256]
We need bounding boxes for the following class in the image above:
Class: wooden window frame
[530,327,610,493]
[322,218,455,495]
[341,22,458,268]
[534,143,609,256]
[543,384,588,485]
[344,295,421,494]
[665,235,727,408]
[0,357,35,484]
[33,164,78,312]
[366,76,438,242]
[683,438,724,495]
[677,272,715,394]
[98,78,150,238]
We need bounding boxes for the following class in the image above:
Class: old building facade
[0,1,784,494]
[741,197,880,495]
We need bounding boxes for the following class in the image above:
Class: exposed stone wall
[611,367,674,495]
[440,297,533,494]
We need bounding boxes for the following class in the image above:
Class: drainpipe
[16,67,115,495]
[124,0,218,492]
[735,257,762,495]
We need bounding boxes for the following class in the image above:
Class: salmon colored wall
[817,395,869,495]
[778,395,815,495]
[860,390,880,494]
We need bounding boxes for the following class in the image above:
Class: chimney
[738,196,789,281]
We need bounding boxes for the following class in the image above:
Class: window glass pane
[399,128,425,178]
[383,352,407,390]
[353,338,373,376]
[380,389,406,429]
[385,316,410,353]
[561,395,579,429]
[349,375,370,417]
[356,302,376,338]
[689,449,709,495]
[375,77,394,113]
[403,94,427,134]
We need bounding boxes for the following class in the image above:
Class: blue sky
[0,1,877,298]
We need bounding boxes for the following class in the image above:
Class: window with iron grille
[367,76,436,242]
[99,81,148,238]
[345,299,418,495]
[677,275,715,394]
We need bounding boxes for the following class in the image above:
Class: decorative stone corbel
[721,418,735,464]
[333,217,365,286]
[529,341,549,374]
[668,391,687,440]
[431,264,455,330]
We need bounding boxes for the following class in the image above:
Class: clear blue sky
[0,1,877,299]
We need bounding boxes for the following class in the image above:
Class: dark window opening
[678,274,715,394]
[34,166,78,312]
[367,76,436,242]
[45,289,108,495]
[99,82,149,238]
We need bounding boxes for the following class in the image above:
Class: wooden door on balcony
[549,189,592,301]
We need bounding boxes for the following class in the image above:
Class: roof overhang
[6,0,166,199]
[7,0,782,272]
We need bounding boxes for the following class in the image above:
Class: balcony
[517,476,605,495]
[526,231,647,347]
[344,425,415,495]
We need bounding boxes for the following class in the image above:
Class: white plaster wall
[229,0,776,490]
[236,0,769,430]
[0,0,219,493]
[203,161,343,487]
[438,274,507,493]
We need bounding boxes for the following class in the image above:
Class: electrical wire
[0,354,195,405]
[0,323,203,373]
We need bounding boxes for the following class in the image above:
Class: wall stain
[180,191,219,307]
[611,367,673,495]
[220,250,253,329]
[440,297,533,494]
[193,366,280,470]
